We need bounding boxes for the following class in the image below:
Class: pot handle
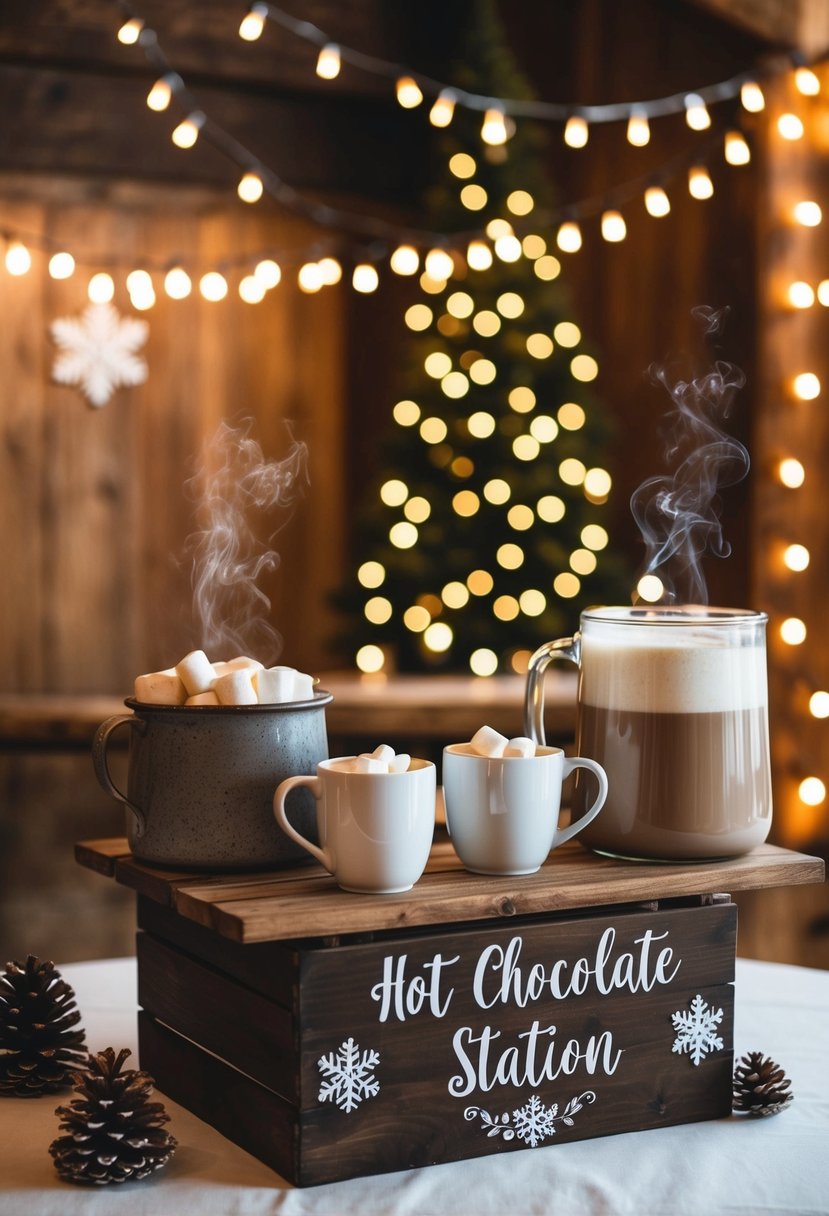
[92,715,147,838]
[524,633,581,747]
[273,775,332,872]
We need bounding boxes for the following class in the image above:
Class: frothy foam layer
[581,632,767,713]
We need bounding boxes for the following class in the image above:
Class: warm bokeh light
[468,412,496,439]
[396,76,423,108]
[581,523,609,550]
[522,234,547,258]
[5,241,31,275]
[508,386,536,413]
[470,648,498,677]
[496,543,524,569]
[199,271,228,301]
[553,572,581,598]
[788,281,815,309]
[809,691,829,718]
[447,291,474,318]
[637,573,664,602]
[724,131,750,165]
[452,490,480,517]
[316,43,341,79]
[530,415,559,443]
[404,496,431,524]
[164,267,191,299]
[627,112,650,146]
[146,75,174,111]
[298,262,324,293]
[534,254,561,280]
[494,235,522,262]
[405,303,433,331]
[469,358,496,385]
[239,275,266,303]
[496,292,525,319]
[117,17,143,44]
[48,252,75,279]
[358,561,386,589]
[467,240,493,271]
[424,621,453,652]
[793,200,821,226]
[507,190,534,216]
[87,272,115,304]
[238,172,264,203]
[493,595,520,621]
[513,435,541,461]
[527,333,554,359]
[558,401,586,430]
[795,67,820,95]
[554,322,581,347]
[430,90,456,127]
[601,210,627,242]
[380,479,408,507]
[403,605,431,633]
[239,6,267,41]
[389,521,418,549]
[571,354,599,382]
[644,186,671,217]
[564,115,588,147]
[449,153,476,179]
[780,617,807,645]
[559,458,587,485]
[461,184,488,211]
[792,372,820,400]
[777,457,805,487]
[688,167,714,199]
[393,399,421,427]
[467,569,494,596]
[441,371,469,399]
[584,467,612,497]
[481,107,508,145]
[740,81,765,112]
[537,495,565,522]
[255,259,282,288]
[570,548,597,575]
[356,644,385,673]
[441,581,469,611]
[507,505,534,530]
[777,113,804,140]
[352,263,379,293]
[364,596,392,625]
[519,589,547,616]
[425,248,454,280]
[556,221,582,253]
[172,114,203,148]
[420,416,449,442]
[425,351,453,379]
[483,478,510,503]
[391,245,420,276]
[684,94,710,130]
[783,543,810,571]
[798,777,826,806]
[472,310,501,337]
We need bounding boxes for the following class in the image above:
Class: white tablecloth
[3,957,827,1215]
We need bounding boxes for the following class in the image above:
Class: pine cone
[50,1047,177,1185]
[0,955,87,1097]
[733,1051,794,1117]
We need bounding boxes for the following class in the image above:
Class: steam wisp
[630,305,749,604]
[185,419,308,663]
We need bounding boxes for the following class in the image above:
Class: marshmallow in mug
[334,744,412,774]
[469,725,537,758]
[133,649,316,707]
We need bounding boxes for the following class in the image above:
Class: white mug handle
[273,775,333,871]
[556,757,608,846]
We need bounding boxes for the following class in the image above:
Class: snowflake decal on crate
[465,1091,595,1148]
[50,301,148,408]
[671,994,725,1065]
[317,1037,380,1113]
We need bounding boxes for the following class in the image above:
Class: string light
[724,131,751,165]
[481,107,508,145]
[777,457,805,487]
[467,240,493,271]
[199,271,228,301]
[146,74,177,112]
[571,354,599,382]
[637,574,664,602]
[164,267,192,299]
[777,113,804,140]
[792,372,820,400]
[352,263,379,293]
[688,166,714,199]
[556,221,582,253]
[470,649,498,677]
[48,252,75,280]
[316,44,341,79]
[793,200,822,226]
[239,274,266,303]
[795,66,820,95]
[494,234,522,262]
[255,258,282,288]
[601,210,627,242]
[460,184,488,211]
[396,76,423,108]
[809,691,829,718]
[425,248,454,280]
[558,402,586,430]
[4,241,31,275]
[297,262,324,292]
[87,272,114,303]
[780,617,807,645]
[355,644,385,673]
[423,622,453,652]
[684,94,711,130]
[171,113,204,148]
[798,776,826,806]
[449,153,476,179]
[390,245,420,276]
[117,17,144,44]
[787,281,815,308]
[429,90,456,127]
[537,495,565,522]
[507,190,534,216]
[238,4,267,41]
[740,81,765,112]
[564,116,588,147]
[783,543,810,571]
[237,172,264,203]
[626,112,650,146]
[126,269,155,311]
[644,186,671,217]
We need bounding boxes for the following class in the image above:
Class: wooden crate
[77,837,824,1187]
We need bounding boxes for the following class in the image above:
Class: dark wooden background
[1,0,827,965]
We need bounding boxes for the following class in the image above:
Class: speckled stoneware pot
[92,692,332,870]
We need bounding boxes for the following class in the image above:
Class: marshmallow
[214,669,258,706]
[389,753,411,773]
[470,725,508,757]
[292,670,315,701]
[176,650,216,697]
[225,656,265,672]
[353,755,387,773]
[371,744,396,766]
[134,670,186,705]
[504,736,536,758]
[254,667,298,704]
[186,691,220,706]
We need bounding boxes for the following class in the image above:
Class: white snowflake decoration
[671,993,725,1065]
[465,1091,595,1147]
[317,1036,380,1113]
[50,301,148,408]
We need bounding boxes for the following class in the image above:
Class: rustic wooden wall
[0,176,347,690]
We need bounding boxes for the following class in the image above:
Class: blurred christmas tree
[340,0,629,675]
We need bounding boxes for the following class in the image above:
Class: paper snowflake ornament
[671,993,725,1065]
[51,301,149,408]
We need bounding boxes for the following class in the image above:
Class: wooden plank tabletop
[76,836,825,945]
[1,670,577,748]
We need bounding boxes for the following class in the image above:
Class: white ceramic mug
[273,757,436,893]
[442,744,608,876]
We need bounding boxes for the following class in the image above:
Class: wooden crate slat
[76,837,824,944]
[73,838,131,876]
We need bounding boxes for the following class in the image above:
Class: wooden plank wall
[0,175,346,692]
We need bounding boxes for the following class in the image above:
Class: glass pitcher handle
[524,634,581,746]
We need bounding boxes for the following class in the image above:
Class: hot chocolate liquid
[571,628,772,860]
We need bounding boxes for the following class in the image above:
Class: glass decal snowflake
[464,1091,595,1147]
[317,1037,380,1113]
[671,993,724,1065]
[50,302,148,408]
